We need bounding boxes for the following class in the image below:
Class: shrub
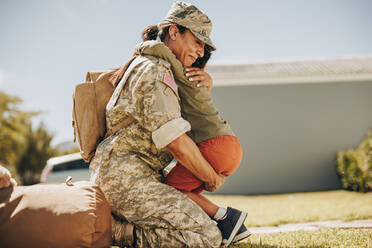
[336,131,372,192]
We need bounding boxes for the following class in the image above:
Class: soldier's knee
[201,223,222,248]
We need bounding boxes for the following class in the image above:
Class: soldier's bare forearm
[166,133,218,187]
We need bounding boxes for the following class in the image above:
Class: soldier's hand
[205,174,225,192]
[185,67,213,92]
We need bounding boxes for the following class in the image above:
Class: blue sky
[1,0,371,145]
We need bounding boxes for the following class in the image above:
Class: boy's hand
[186,67,213,92]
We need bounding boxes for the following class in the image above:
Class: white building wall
[207,58,372,194]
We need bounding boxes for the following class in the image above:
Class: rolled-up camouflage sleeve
[132,62,190,149]
[152,117,190,149]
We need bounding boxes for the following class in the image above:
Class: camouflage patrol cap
[164,1,216,51]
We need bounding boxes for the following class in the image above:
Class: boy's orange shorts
[165,135,242,194]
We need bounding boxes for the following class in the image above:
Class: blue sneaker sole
[233,229,252,243]
[222,211,248,246]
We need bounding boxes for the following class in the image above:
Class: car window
[52,159,90,172]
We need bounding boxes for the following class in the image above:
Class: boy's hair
[192,45,212,69]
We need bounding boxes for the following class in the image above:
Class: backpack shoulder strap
[107,56,148,110]
[104,115,136,139]
[109,56,138,88]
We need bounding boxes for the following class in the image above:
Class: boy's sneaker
[232,224,251,243]
[217,207,248,246]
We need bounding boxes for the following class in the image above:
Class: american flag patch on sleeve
[163,73,178,96]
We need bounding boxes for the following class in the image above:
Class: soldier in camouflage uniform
[89,2,225,247]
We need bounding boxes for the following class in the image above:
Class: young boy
[163,45,252,245]
[136,38,251,246]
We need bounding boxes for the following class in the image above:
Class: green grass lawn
[206,190,372,227]
[206,190,372,247]
[114,229,372,248]
[114,190,372,247]
[232,229,372,248]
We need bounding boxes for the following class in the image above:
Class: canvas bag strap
[104,115,136,139]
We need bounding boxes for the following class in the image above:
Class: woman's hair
[141,24,212,69]
[142,24,186,42]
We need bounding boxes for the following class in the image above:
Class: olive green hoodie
[136,40,234,143]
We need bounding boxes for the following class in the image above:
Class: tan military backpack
[72,55,139,162]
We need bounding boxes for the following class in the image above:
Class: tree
[0,92,35,173]
[15,122,57,185]
[0,91,57,185]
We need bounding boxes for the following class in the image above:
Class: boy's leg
[165,135,243,192]
[184,191,250,246]
[165,136,249,246]
[164,161,204,191]
[197,135,243,176]
[183,191,219,217]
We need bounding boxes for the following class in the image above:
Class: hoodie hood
[135,40,192,86]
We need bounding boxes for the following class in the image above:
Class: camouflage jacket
[90,54,191,180]
[136,40,234,143]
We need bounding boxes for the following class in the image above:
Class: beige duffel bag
[0,181,111,248]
